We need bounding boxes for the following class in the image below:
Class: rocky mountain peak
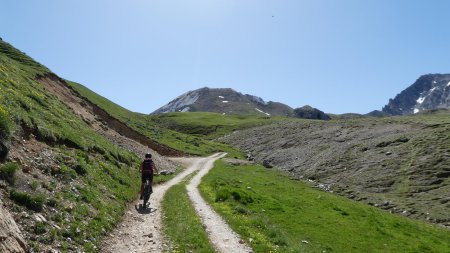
[151,87,294,116]
[294,105,330,120]
[382,74,450,115]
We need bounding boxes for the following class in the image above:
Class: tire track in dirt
[186,153,252,253]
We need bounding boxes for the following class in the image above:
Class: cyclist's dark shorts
[142,171,153,183]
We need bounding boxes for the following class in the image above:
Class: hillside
[221,111,450,228]
[0,40,180,252]
[382,74,450,115]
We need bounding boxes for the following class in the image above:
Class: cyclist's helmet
[145,153,152,158]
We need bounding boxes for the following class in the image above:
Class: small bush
[215,188,231,202]
[72,162,88,175]
[35,126,57,143]
[30,180,40,190]
[34,222,47,235]
[47,198,58,208]
[10,190,46,212]
[0,163,19,185]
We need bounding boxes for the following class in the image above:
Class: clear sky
[1,0,450,114]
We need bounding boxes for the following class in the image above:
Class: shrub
[10,190,46,212]
[0,163,19,185]
[72,162,88,176]
[34,222,47,234]
[215,187,231,202]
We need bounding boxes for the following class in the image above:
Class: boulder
[0,201,27,252]
[262,160,273,168]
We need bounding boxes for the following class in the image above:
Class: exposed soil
[37,73,186,158]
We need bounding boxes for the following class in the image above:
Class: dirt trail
[101,153,251,253]
[186,154,252,253]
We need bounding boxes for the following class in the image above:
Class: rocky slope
[221,112,450,227]
[152,87,294,117]
[293,105,330,120]
[382,74,450,115]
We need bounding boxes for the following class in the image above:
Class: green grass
[0,105,11,142]
[149,112,285,139]
[0,162,19,185]
[162,180,215,253]
[200,160,450,253]
[67,81,244,157]
[10,189,46,212]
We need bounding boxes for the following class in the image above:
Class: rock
[262,160,273,168]
[159,170,175,176]
[0,201,28,252]
[34,214,47,223]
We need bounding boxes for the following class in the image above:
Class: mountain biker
[139,153,159,199]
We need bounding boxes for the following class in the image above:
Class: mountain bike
[142,178,152,209]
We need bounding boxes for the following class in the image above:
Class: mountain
[382,74,450,115]
[152,87,294,117]
[293,105,330,120]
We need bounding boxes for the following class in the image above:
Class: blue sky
[1,0,450,114]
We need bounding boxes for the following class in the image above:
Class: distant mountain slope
[152,87,294,117]
[221,111,450,228]
[382,74,450,115]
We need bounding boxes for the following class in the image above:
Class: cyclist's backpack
[142,159,154,173]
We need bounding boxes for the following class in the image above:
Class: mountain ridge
[382,73,450,115]
[152,87,294,117]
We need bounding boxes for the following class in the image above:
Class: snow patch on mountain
[255,108,271,116]
[417,96,426,104]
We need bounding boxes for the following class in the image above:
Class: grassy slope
[0,40,142,252]
[67,81,244,157]
[149,112,285,139]
[199,160,450,253]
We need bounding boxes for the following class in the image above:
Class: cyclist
[139,153,159,199]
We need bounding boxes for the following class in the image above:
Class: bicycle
[142,178,152,209]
